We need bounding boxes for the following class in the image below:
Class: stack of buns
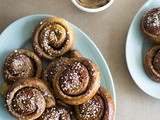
[141,7,160,82]
[1,17,115,120]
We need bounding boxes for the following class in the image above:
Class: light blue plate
[126,0,160,99]
[0,14,116,119]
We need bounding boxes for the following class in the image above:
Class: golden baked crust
[141,7,160,43]
[32,17,75,60]
[42,57,70,87]
[144,45,160,82]
[1,83,10,96]
[74,86,115,120]
[37,99,76,120]
[37,107,71,120]
[70,50,83,58]
[2,49,42,83]
[6,78,55,120]
[53,57,100,105]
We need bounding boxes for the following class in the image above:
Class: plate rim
[125,0,160,99]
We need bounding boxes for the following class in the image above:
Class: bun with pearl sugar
[141,7,160,43]
[32,17,75,60]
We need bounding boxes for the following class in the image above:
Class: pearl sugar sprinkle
[79,99,101,119]
[146,10,160,28]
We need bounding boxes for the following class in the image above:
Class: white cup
[71,0,114,13]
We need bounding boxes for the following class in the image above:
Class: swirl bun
[6,78,55,120]
[32,17,75,60]
[141,7,160,43]
[3,49,42,83]
[144,45,160,82]
[53,57,100,105]
[75,86,115,120]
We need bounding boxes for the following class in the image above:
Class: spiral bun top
[3,49,42,83]
[53,57,100,105]
[32,17,75,60]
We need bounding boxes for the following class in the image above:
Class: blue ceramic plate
[126,0,160,99]
[0,14,116,119]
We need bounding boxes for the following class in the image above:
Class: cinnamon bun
[37,107,71,120]
[74,86,115,120]
[141,7,160,43]
[3,49,42,83]
[6,78,55,120]
[32,17,75,60]
[53,57,100,105]
[144,45,160,82]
